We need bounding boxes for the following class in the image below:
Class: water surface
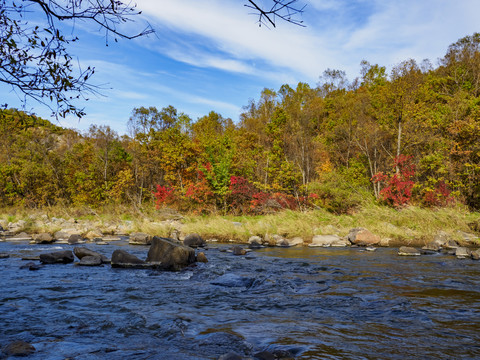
[1,241,479,359]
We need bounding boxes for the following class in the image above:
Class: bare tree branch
[0,0,153,118]
[245,0,306,28]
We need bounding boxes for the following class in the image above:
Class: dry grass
[1,204,479,246]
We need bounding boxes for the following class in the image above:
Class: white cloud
[136,0,480,81]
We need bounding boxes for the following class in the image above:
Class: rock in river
[398,246,421,256]
[347,228,381,246]
[183,233,206,248]
[40,250,74,264]
[73,247,110,263]
[77,255,103,266]
[146,236,196,271]
[111,249,147,268]
[129,232,152,245]
[3,340,36,357]
[34,232,54,244]
[455,247,470,259]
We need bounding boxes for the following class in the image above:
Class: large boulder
[40,250,74,264]
[129,232,152,245]
[73,247,110,263]
[111,249,147,268]
[183,233,206,248]
[347,228,381,246]
[146,236,196,271]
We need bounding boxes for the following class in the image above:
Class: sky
[3,0,480,135]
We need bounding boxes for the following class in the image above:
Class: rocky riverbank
[1,212,480,261]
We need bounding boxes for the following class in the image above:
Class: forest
[1,33,479,215]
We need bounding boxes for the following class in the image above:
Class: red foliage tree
[372,155,415,207]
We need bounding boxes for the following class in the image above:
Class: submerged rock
[146,236,196,271]
[19,261,42,271]
[40,250,74,264]
[111,249,147,268]
[0,253,10,259]
[398,246,421,256]
[3,340,36,357]
[183,233,206,248]
[211,273,255,288]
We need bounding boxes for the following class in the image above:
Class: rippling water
[1,240,480,359]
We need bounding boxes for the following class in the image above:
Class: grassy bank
[1,204,479,246]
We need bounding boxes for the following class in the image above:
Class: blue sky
[3,0,480,134]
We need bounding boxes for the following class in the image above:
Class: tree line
[1,33,479,214]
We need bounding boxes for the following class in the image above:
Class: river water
[1,240,480,359]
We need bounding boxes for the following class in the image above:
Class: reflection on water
[1,241,480,359]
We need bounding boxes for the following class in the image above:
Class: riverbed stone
[471,249,480,260]
[281,237,304,247]
[398,246,421,256]
[9,232,32,241]
[347,228,380,246]
[443,239,459,250]
[40,250,74,264]
[197,252,208,263]
[111,249,147,268]
[183,233,206,248]
[3,340,36,356]
[248,236,263,248]
[0,253,10,259]
[422,241,442,252]
[34,232,54,244]
[68,234,85,245]
[146,236,196,271]
[455,247,470,259]
[54,231,70,241]
[232,245,247,255]
[129,232,152,245]
[84,229,103,240]
[73,247,110,263]
[310,234,341,247]
[19,261,42,270]
[77,255,103,266]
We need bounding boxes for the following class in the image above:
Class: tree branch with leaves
[0,0,153,118]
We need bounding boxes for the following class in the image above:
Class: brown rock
[146,236,196,271]
[197,252,208,263]
[348,228,381,246]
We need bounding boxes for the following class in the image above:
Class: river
[1,240,480,359]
